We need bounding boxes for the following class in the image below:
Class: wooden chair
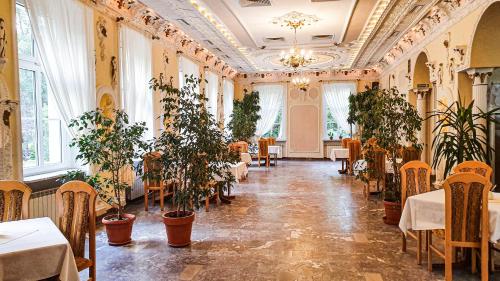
[400,161,431,264]
[341,138,352,148]
[0,180,32,222]
[402,146,422,164]
[364,148,386,198]
[143,152,174,211]
[204,180,219,212]
[347,140,361,174]
[56,181,97,281]
[453,161,493,181]
[427,173,491,281]
[267,137,276,145]
[258,138,270,167]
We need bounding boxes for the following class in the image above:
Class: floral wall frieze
[83,0,237,79]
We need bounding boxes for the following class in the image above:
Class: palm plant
[69,109,149,220]
[149,74,238,217]
[429,98,500,178]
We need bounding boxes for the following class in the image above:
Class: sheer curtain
[25,0,95,138]
[120,26,153,140]
[205,71,218,118]
[322,82,356,134]
[254,84,284,137]
[223,79,234,128]
[178,56,199,93]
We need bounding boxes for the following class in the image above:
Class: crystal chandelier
[292,76,310,92]
[273,11,319,70]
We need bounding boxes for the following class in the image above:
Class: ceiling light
[292,76,310,92]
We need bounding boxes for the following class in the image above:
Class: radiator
[127,176,144,200]
[29,187,58,226]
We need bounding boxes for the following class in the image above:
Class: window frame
[16,3,74,177]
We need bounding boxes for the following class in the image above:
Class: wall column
[466,68,494,144]
[413,88,429,163]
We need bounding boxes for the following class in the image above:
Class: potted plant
[374,88,422,225]
[348,87,383,142]
[149,74,237,247]
[69,109,148,245]
[228,89,260,142]
[429,98,500,178]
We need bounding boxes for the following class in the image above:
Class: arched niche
[96,85,117,119]
[469,1,500,68]
[411,52,431,107]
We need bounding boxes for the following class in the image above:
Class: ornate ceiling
[136,0,478,74]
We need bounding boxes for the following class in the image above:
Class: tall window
[205,71,218,118]
[223,79,234,128]
[322,82,356,139]
[178,56,199,91]
[254,84,284,139]
[17,3,71,175]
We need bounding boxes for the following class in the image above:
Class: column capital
[466,67,495,85]
[411,87,431,99]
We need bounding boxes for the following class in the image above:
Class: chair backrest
[236,141,249,153]
[400,161,431,208]
[342,138,352,148]
[453,161,493,181]
[367,149,386,180]
[402,146,421,164]
[267,138,276,145]
[348,140,361,164]
[143,152,163,188]
[443,172,491,243]
[258,138,269,157]
[56,181,97,258]
[0,180,32,222]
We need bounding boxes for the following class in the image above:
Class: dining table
[399,189,500,243]
[0,217,80,281]
[268,145,281,166]
[330,148,349,174]
[240,152,252,165]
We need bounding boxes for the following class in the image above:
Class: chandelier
[273,11,319,70]
[292,76,310,92]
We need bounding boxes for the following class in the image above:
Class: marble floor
[84,160,498,281]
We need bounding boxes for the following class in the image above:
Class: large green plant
[348,88,383,142]
[375,88,422,202]
[149,75,238,217]
[429,98,500,178]
[69,109,149,220]
[228,90,261,142]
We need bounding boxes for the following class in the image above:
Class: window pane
[16,4,34,58]
[41,74,62,164]
[19,69,38,167]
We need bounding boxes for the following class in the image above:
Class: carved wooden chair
[341,138,352,148]
[364,148,386,198]
[56,181,97,281]
[237,141,249,153]
[347,140,361,175]
[0,180,32,222]
[427,173,491,281]
[453,161,493,182]
[402,146,422,164]
[267,137,276,145]
[400,161,431,264]
[143,152,174,211]
[258,138,270,167]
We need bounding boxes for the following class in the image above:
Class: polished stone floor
[84,160,497,281]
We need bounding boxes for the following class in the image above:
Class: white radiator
[127,176,144,200]
[29,187,58,226]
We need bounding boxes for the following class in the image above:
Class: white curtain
[178,56,199,92]
[255,84,284,137]
[223,79,234,128]
[322,82,356,134]
[205,71,218,118]
[120,26,153,140]
[25,0,95,138]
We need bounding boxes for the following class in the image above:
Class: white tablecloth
[399,189,500,243]
[268,145,281,155]
[240,152,252,165]
[0,217,80,281]
[216,162,248,183]
[330,148,349,161]
[353,158,403,175]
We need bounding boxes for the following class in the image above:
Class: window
[223,79,234,128]
[17,3,72,175]
[205,71,218,118]
[322,82,356,140]
[178,56,199,91]
[263,109,282,138]
[254,84,284,139]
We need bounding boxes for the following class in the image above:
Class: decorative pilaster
[466,68,493,115]
[413,88,430,163]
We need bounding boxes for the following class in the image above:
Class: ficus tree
[228,89,261,142]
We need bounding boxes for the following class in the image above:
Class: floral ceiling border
[85,0,238,79]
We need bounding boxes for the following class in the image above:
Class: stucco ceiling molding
[380,0,491,76]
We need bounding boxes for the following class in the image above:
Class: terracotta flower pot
[383,200,401,225]
[102,213,136,246]
[162,211,195,247]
